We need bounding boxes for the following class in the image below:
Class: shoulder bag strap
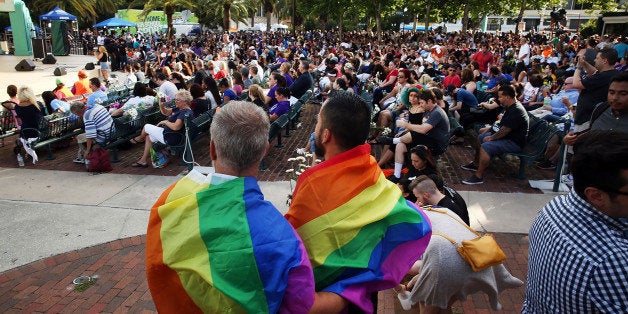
[422,205,480,236]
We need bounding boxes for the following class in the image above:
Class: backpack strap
[590,101,610,126]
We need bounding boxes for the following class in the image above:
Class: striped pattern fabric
[285,144,432,313]
[147,171,315,313]
[523,190,628,313]
[83,104,113,143]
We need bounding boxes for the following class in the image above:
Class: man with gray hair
[146,101,316,313]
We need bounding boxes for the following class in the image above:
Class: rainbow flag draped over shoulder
[285,144,432,313]
[147,171,315,314]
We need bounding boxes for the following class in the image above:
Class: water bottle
[17,153,24,167]
[85,158,90,170]
[543,96,551,107]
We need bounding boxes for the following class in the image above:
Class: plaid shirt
[523,190,628,313]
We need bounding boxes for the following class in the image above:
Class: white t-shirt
[159,81,178,99]
[518,43,531,65]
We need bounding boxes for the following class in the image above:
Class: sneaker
[386,175,400,184]
[460,162,478,171]
[536,160,557,170]
[462,175,484,185]
[73,157,85,164]
[561,174,574,186]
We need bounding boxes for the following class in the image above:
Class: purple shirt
[269,100,290,116]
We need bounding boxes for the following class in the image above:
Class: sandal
[131,162,148,168]
[129,137,144,144]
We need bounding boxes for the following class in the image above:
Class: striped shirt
[523,190,628,313]
[83,104,113,144]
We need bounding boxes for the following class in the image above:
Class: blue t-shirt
[456,88,478,108]
[269,100,290,116]
[222,89,238,105]
[87,89,108,108]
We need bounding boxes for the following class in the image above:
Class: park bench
[269,113,290,148]
[1,101,18,145]
[21,114,84,160]
[154,109,214,170]
[99,106,159,162]
[501,114,558,179]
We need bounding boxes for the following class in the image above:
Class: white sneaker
[561,174,573,186]
[73,157,85,164]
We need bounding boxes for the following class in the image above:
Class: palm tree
[128,0,194,39]
[33,0,111,23]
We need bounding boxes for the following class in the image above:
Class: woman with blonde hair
[279,62,294,87]
[247,84,267,112]
[95,46,109,84]
[15,86,42,139]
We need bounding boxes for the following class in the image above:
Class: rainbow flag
[285,144,432,313]
[147,171,315,313]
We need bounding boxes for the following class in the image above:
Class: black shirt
[437,195,470,225]
[575,69,619,125]
[500,102,529,148]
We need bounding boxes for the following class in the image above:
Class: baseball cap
[78,70,87,78]
[55,78,63,85]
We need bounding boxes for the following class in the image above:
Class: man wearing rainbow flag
[146,102,315,313]
[286,92,433,313]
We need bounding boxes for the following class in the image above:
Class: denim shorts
[100,62,109,70]
[479,131,521,157]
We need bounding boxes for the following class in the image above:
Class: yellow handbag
[426,206,506,272]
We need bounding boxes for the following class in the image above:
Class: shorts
[144,124,166,144]
[479,131,521,157]
[100,62,109,70]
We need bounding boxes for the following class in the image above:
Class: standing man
[285,92,432,313]
[472,43,493,76]
[523,130,628,313]
[571,48,619,134]
[461,85,529,185]
[146,102,315,313]
[516,37,531,77]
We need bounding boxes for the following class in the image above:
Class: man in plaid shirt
[523,130,628,313]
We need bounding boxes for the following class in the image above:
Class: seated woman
[14,86,43,162]
[398,203,522,313]
[202,76,220,110]
[376,87,424,167]
[218,78,238,105]
[375,69,415,132]
[129,90,193,168]
[269,87,291,122]
[110,82,156,117]
[247,84,268,112]
[189,83,210,117]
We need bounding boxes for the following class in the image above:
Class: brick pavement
[0,102,555,190]
[1,101,551,312]
[0,233,528,313]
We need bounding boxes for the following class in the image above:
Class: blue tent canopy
[93,17,137,28]
[4,26,42,33]
[39,6,77,21]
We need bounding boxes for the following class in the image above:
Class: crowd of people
[2,26,627,312]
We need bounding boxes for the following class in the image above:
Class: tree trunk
[338,12,344,39]
[461,0,470,33]
[224,3,231,31]
[264,1,273,33]
[515,0,527,35]
[376,1,381,42]
[366,17,372,33]
[250,10,255,28]
[424,3,431,32]
[413,14,417,32]
[292,0,296,35]
[165,5,174,39]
